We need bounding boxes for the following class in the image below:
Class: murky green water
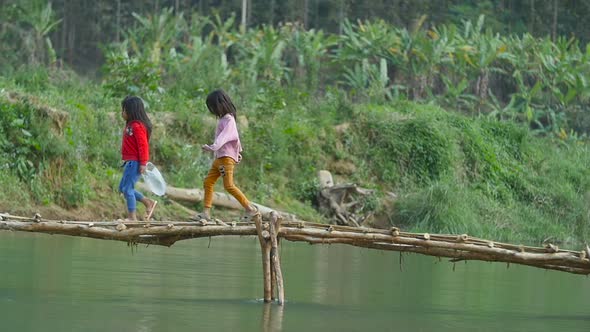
[0,232,588,332]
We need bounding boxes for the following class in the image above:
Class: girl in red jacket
[119,96,157,221]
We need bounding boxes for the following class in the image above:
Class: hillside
[1,70,589,247]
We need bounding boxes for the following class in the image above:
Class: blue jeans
[119,161,144,212]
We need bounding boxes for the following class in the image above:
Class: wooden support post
[270,217,277,300]
[270,262,277,301]
[254,211,285,305]
[254,213,272,302]
[269,211,285,305]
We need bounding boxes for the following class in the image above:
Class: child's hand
[201,144,213,152]
[139,165,146,174]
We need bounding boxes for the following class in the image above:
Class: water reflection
[1,233,590,332]
[261,302,284,332]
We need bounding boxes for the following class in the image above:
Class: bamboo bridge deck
[1,212,589,305]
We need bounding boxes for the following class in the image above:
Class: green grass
[1,67,589,248]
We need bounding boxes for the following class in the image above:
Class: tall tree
[303,0,309,29]
[552,0,558,42]
[529,0,535,34]
[116,0,121,43]
[241,0,247,30]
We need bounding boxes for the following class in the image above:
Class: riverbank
[0,69,589,247]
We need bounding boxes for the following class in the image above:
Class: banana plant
[232,25,289,85]
[337,19,401,63]
[288,26,337,91]
[336,19,411,101]
[404,24,458,100]
[340,58,396,103]
[186,12,212,44]
[18,0,62,65]
[164,13,231,91]
[127,7,185,66]
[207,13,237,51]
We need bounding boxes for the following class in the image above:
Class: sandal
[241,205,260,222]
[189,212,212,223]
[145,200,158,221]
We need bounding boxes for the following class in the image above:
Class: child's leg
[203,159,222,215]
[139,196,158,221]
[134,190,144,202]
[118,161,142,220]
[129,180,158,220]
[139,196,156,208]
[219,157,252,209]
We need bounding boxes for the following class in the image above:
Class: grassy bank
[0,67,589,247]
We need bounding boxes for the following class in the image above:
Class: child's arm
[132,122,150,166]
[206,116,238,151]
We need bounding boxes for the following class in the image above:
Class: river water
[0,232,588,331]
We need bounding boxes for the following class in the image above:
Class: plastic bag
[142,162,167,196]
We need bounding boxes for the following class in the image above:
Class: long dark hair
[206,89,237,118]
[122,96,152,139]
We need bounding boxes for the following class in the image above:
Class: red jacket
[121,120,149,165]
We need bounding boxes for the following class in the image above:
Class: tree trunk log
[317,170,374,227]
[136,182,298,221]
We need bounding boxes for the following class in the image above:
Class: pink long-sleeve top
[207,114,242,162]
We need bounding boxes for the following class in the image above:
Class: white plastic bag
[142,162,167,196]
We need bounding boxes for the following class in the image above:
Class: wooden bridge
[1,212,589,306]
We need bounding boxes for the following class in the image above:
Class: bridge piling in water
[254,211,285,305]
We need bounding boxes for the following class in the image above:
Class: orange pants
[203,157,250,209]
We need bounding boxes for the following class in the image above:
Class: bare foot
[127,211,137,221]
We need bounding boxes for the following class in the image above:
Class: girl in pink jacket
[192,89,259,222]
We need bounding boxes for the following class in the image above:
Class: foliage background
[0,0,589,248]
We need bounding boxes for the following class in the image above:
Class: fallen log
[136,182,298,221]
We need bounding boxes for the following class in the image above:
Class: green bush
[102,50,163,100]
[350,103,454,186]
[0,98,52,181]
[392,178,481,235]
[2,62,590,246]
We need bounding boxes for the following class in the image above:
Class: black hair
[206,89,237,118]
[122,96,152,139]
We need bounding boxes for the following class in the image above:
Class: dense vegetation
[3,0,590,71]
[0,1,589,247]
